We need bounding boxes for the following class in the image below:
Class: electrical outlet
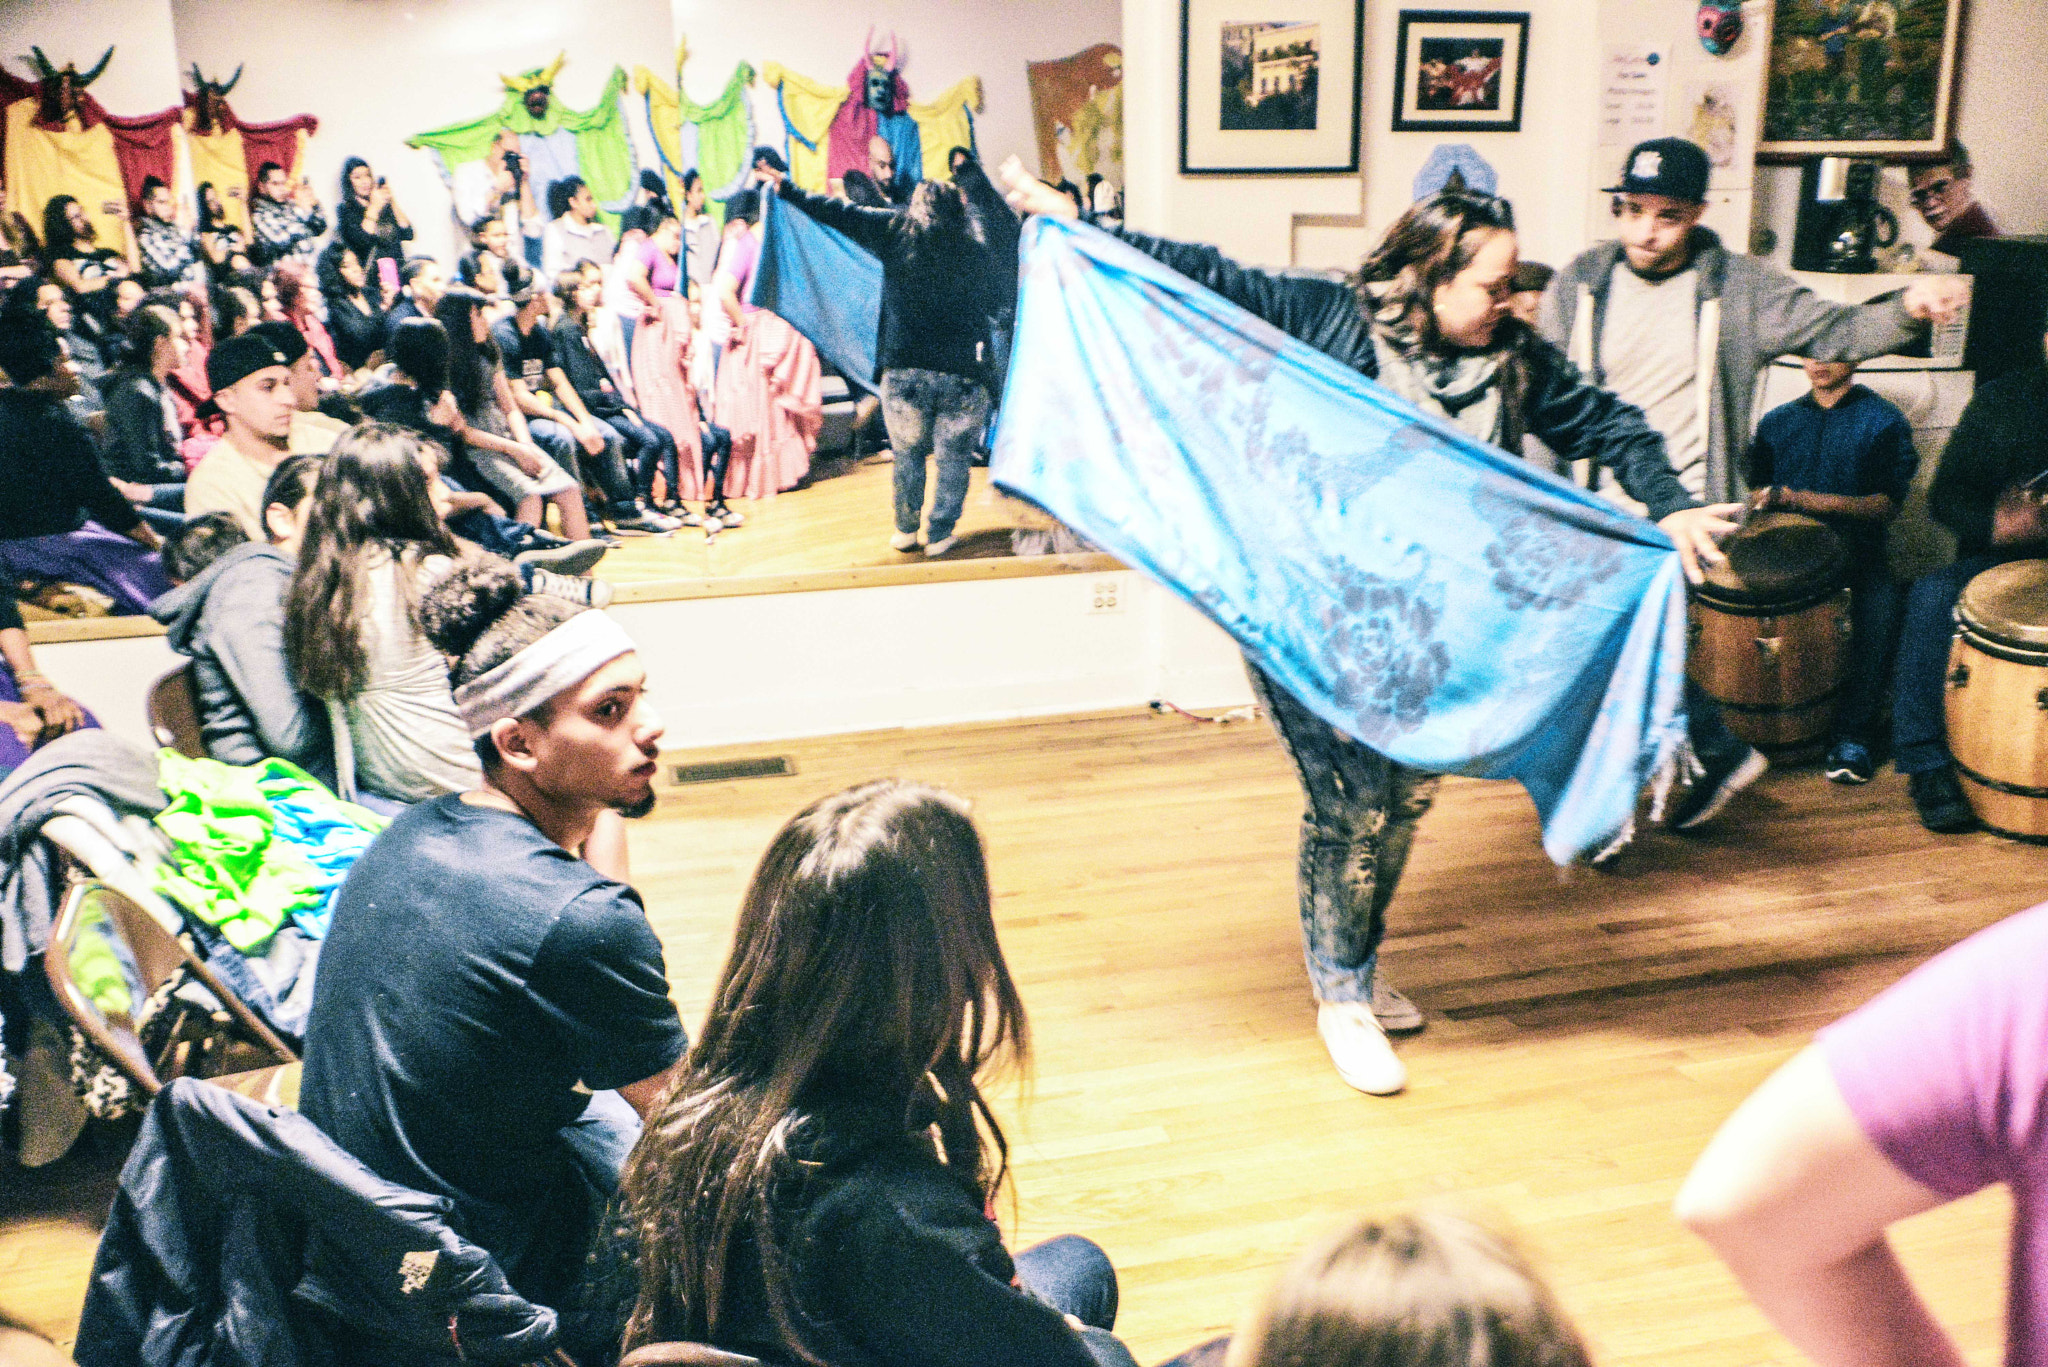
[1090,579,1124,614]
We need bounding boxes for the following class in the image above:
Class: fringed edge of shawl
[1588,732,1700,867]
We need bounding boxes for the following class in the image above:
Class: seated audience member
[0,580,92,778]
[553,272,707,526]
[541,176,615,280]
[316,239,390,373]
[301,554,679,1359]
[623,780,1130,1367]
[458,212,534,302]
[274,263,342,383]
[0,301,166,613]
[383,257,446,345]
[184,332,302,538]
[212,283,261,341]
[35,279,107,415]
[132,177,200,290]
[1216,1210,1593,1367]
[1676,901,2048,1367]
[247,162,327,270]
[1746,359,1915,785]
[0,184,40,283]
[151,459,335,782]
[678,169,717,302]
[282,424,482,803]
[193,183,246,282]
[357,317,609,576]
[247,320,350,455]
[1507,261,1553,327]
[42,194,129,326]
[100,305,192,531]
[110,277,147,327]
[436,287,593,541]
[1891,335,2048,832]
[495,281,674,535]
[338,156,413,278]
[1910,141,1998,259]
[257,272,288,324]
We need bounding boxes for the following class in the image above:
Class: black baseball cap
[1604,138,1710,205]
[248,321,309,366]
[206,332,294,393]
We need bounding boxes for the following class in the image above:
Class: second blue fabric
[751,186,884,393]
[990,217,1692,865]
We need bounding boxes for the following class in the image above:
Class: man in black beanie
[184,332,299,539]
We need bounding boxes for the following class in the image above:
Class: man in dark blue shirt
[1744,359,1917,784]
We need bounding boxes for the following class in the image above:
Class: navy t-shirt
[300,794,686,1289]
[1745,384,1917,569]
[492,316,557,392]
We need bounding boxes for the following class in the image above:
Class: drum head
[1959,559,2048,647]
[1697,512,1848,607]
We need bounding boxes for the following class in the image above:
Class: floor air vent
[669,755,797,785]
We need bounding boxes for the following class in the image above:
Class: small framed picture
[1391,10,1530,134]
[1759,0,1964,158]
[1180,0,1366,175]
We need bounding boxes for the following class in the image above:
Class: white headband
[453,609,639,738]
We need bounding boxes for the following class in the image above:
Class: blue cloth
[266,792,382,938]
[1747,384,1916,568]
[991,218,1693,864]
[752,186,884,393]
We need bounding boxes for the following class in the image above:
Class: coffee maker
[1791,157,1899,273]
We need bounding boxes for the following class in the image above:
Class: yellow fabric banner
[185,124,250,233]
[759,63,845,192]
[907,76,983,184]
[4,101,131,254]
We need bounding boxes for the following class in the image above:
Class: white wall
[669,0,1119,194]
[0,0,184,117]
[170,0,676,263]
[34,574,1253,756]
[1126,0,1607,271]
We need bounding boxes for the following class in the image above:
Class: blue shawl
[750,187,883,394]
[990,218,1691,864]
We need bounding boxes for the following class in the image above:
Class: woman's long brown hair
[283,422,459,700]
[1352,187,1517,358]
[621,780,1029,1360]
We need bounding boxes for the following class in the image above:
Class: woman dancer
[1001,169,1739,1095]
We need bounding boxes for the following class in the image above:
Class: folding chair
[145,661,207,759]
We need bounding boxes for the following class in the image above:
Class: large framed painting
[1759,0,1963,157]
[1180,0,1365,174]
[1391,11,1529,134]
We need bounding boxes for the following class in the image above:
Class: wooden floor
[5,710,2037,1363]
[601,450,1033,587]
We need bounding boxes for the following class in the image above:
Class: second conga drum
[1687,512,1851,749]
[1945,558,2048,841]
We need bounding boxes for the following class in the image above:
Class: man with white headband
[300,555,680,1354]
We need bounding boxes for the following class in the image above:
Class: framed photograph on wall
[1758,0,1963,158]
[1180,0,1365,175]
[1391,11,1529,133]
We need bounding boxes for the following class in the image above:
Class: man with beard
[299,555,683,1355]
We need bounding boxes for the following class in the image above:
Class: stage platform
[2,709,2022,1364]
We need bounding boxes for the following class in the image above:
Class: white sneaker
[889,531,920,552]
[1317,1001,1407,1095]
[924,535,958,558]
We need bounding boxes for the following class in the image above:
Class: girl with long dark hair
[338,156,413,277]
[283,422,479,803]
[42,195,130,318]
[194,183,247,281]
[432,286,592,540]
[999,169,1741,1096]
[764,169,1001,558]
[316,239,389,372]
[622,779,1135,1367]
[99,305,190,529]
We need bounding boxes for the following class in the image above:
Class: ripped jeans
[1246,664,1440,1004]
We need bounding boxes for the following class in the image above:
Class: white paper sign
[1600,46,1667,146]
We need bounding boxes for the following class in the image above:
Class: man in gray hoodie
[147,456,332,786]
[1539,138,1968,506]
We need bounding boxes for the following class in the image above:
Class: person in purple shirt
[1678,901,2048,1367]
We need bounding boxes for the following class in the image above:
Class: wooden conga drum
[1945,559,2048,841]
[1687,512,1851,749]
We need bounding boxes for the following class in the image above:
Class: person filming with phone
[247,161,327,270]
[340,156,414,280]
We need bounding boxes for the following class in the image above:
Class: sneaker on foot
[1825,740,1875,785]
[1317,1001,1407,1095]
[521,565,613,608]
[1370,968,1425,1034]
[512,539,610,576]
[1908,765,1978,834]
[610,511,674,536]
[1668,746,1768,831]
[889,531,920,552]
[705,503,745,528]
[924,535,959,558]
